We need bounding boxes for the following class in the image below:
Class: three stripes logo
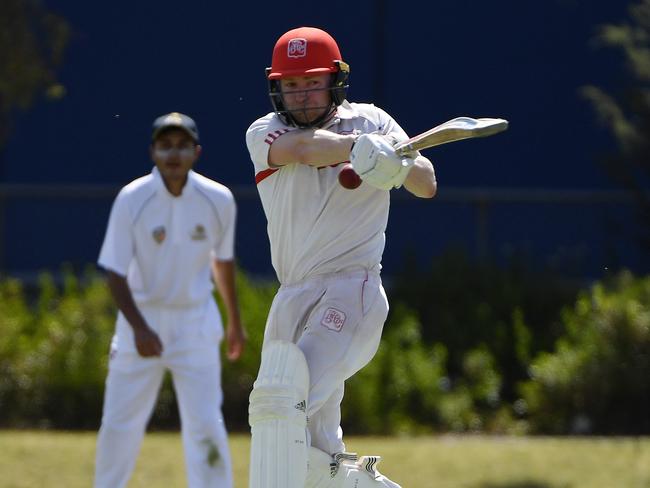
[329,452,382,481]
[361,456,381,480]
[331,452,359,478]
[294,400,306,413]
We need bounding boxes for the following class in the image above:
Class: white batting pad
[248,340,310,488]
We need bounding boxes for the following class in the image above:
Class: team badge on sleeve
[152,226,166,244]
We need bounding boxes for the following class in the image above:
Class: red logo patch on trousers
[321,308,346,332]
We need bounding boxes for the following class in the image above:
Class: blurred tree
[582,0,650,249]
[519,270,650,435]
[0,0,69,150]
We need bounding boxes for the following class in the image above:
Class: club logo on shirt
[152,226,166,244]
[321,307,346,332]
[287,38,307,58]
[191,224,207,241]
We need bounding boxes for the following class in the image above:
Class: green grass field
[0,431,648,487]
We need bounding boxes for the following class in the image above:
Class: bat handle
[395,143,414,157]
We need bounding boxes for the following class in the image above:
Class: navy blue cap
[151,112,199,142]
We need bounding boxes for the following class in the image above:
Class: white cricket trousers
[94,301,232,488]
[261,268,389,455]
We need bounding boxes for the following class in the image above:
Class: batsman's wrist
[348,134,361,154]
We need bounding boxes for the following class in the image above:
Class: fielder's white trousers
[94,300,232,488]
[261,268,389,455]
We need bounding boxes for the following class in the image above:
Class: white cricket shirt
[98,167,236,307]
[246,101,409,285]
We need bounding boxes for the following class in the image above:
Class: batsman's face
[280,74,332,124]
[151,130,201,187]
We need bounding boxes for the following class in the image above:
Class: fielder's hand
[226,323,246,361]
[133,324,163,357]
[349,133,415,190]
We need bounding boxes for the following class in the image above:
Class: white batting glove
[350,133,415,190]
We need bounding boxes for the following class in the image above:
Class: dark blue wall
[3,0,646,278]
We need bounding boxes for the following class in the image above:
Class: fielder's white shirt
[98,167,236,307]
[246,100,409,285]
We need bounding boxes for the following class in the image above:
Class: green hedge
[343,304,525,435]
[389,249,580,403]
[0,269,113,428]
[519,270,650,434]
[1,264,648,435]
[0,266,275,430]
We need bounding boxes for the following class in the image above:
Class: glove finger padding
[350,134,414,190]
[349,134,395,176]
[365,154,414,190]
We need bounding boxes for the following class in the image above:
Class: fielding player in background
[94,112,246,488]
[245,27,436,488]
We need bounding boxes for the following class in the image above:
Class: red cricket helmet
[268,27,343,79]
[266,27,350,128]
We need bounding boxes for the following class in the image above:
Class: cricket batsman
[245,26,437,487]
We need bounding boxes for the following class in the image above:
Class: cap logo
[164,112,183,125]
[287,38,307,58]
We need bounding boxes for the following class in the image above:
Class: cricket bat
[394,117,509,156]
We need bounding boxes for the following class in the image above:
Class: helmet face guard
[266,27,350,128]
[267,61,349,128]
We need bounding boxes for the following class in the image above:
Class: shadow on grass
[476,482,569,488]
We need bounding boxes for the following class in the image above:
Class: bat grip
[395,143,414,157]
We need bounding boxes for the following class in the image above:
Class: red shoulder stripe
[255,168,279,184]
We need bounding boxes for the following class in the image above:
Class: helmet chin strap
[284,103,336,129]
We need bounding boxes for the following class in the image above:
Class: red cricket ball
[338,163,362,189]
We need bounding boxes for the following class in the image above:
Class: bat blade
[394,117,509,156]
